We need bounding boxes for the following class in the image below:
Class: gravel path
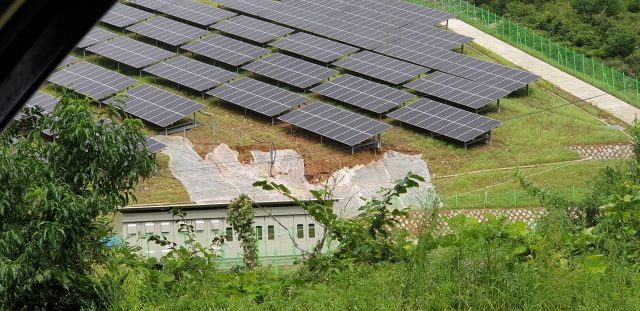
[448,19,640,125]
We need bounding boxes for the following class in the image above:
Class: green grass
[41,2,631,205]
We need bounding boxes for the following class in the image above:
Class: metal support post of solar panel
[279,101,392,154]
[101,3,154,33]
[310,74,415,117]
[333,51,429,86]
[158,1,237,28]
[242,53,338,90]
[103,84,205,134]
[86,37,175,77]
[405,72,510,113]
[207,77,309,124]
[387,98,502,149]
[126,17,210,50]
[210,15,294,44]
[439,58,541,93]
[269,32,359,65]
[181,34,269,70]
[144,56,239,99]
[47,62,138,102]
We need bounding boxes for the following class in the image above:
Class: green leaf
[514,245,527,255]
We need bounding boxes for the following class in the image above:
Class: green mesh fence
[440,187,589,209]
[402,0,640,108]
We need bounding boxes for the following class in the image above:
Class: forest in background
[470,0,640,76]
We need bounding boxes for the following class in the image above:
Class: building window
[268,225,275,240]
[297,224,304,239]
[308,224,315,238]
[226,227,233,242]
[256,226,263,241]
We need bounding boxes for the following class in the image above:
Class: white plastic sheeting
[156,135,434,218]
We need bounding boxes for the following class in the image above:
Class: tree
[0,90,154,309]
[227,194,260,270]
[603,28,639,58]
[629,0,640,13]
[571,0,624,16]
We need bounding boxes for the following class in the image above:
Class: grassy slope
[41,1,630,206]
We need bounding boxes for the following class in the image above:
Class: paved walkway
[448,19,640,125]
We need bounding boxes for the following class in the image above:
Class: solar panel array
[269,32,359,63]
[278,101,392,146]
[48,62,138,100]
[58,56,78,68]
[126,17,210,46]
[242,53,338,89]
[104,84,205,127]
[87,37,175,68]
[77,27,118,49]
[216,0,280,16]
[311,74,416,114]
[15,91,60,119]
[261,2,334,32]
[310,23,401,50]
[207,78,309,117]
[181,34,269,66]
[132,0,182,11]
[405,72,510,110]
[395,23,473,50]
[101,3,154,28]
[387,98,502,142]
[159,1,237,27]
[211,15,294,43]
[440,58,541,92]
[144,56,239,91]
[373,39,468,70]
[331,7,411,32]
[280,0,353,16]
[333,51,429,85]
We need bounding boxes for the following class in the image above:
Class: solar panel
[397,23,474,49]
[260,4,332,32]
[57,56,78,68]
[47,62,138,100]
[86,37,175,69]
[310,22,401,50]
[15,91,59,119]
[392,1,456,22]
[211,15,294,43]
[331,6,412,33]
[103,84,205,127]
[86,118,168,153]
[269,33,359,63]
[126,17,210,46]
[310,74,416,114]
[278,101,392,146]
[387,98,502,143]
[373,38,468,70]
[333,51,429,85]
[280,0,353,16]
[404,71,510,110]
[242,53,338,89]
[215,0,280,16]
[440,58,540,92]
[77,27,118,49]
[181,34,269,67]
[206,77,309,117]
[101,3,154,29]
[159,1,237,27]
[132,0,182,11]
[143,56,239,92]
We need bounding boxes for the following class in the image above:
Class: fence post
[485,191,488,208]
[612,67,615,91]
[572,50,576,75]
[624,72,626,100]
[501,16,504,38]
[582,54,585,79]
[508,19,511,42]
[548,38,551,61]
[592,60,596,85]
[237,254,240,267]
[455,191,458,208]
